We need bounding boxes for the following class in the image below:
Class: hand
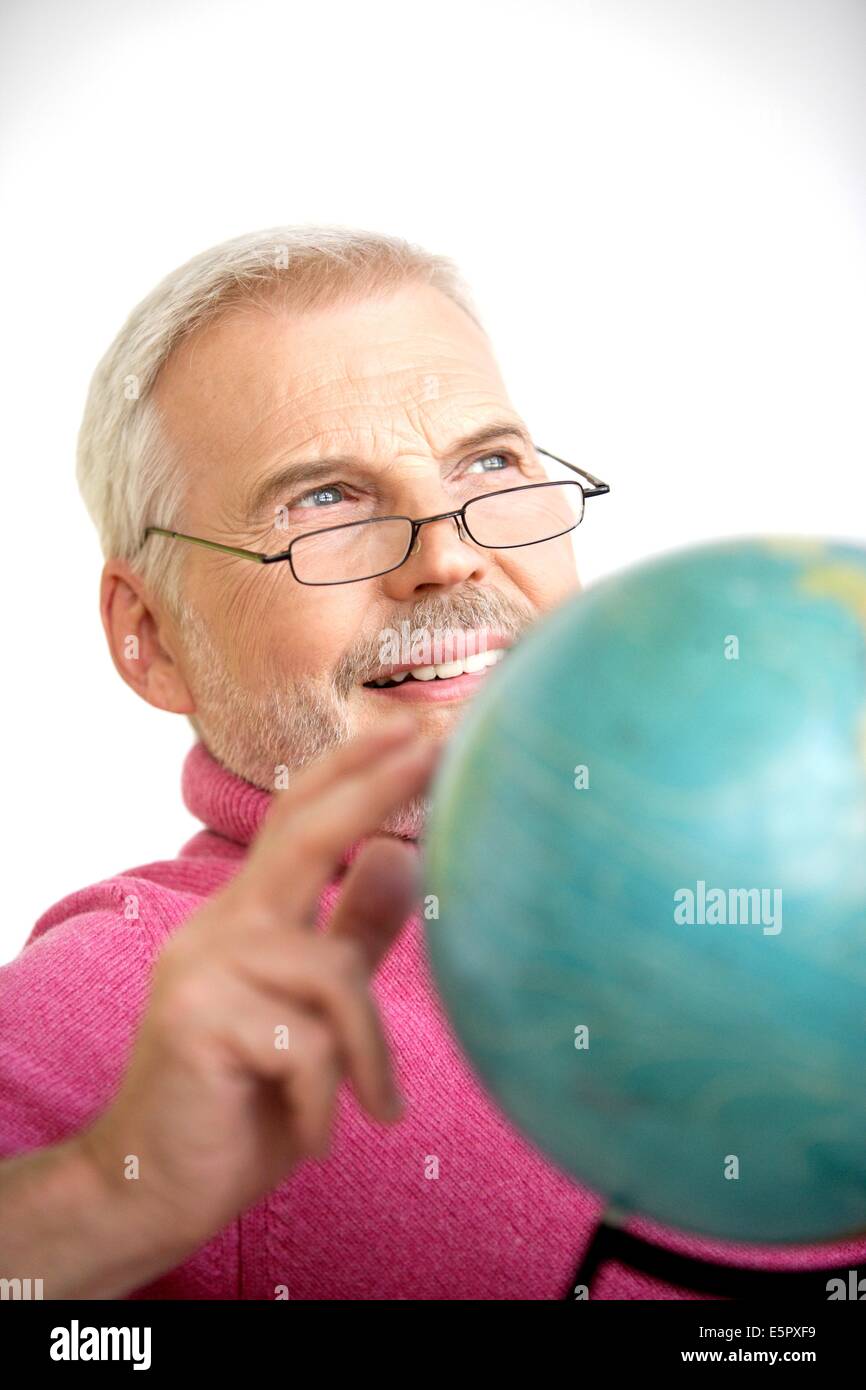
[79,716,440,1253]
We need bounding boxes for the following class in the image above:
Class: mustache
[333,587,537,697]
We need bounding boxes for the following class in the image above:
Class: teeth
[366,647,508,686]
[372,671,411,685]
[463,652,488,673]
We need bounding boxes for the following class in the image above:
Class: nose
[409,511,470,554]
[380,510,492,600]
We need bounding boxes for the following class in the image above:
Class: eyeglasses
[142,445,610,586]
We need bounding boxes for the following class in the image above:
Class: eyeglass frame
[142,445,610,587]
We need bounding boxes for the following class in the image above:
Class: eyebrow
[243,420,534,518]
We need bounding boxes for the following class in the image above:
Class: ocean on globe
[422,538,866,1242]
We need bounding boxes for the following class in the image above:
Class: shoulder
[26,852,234,956]
[0,864,219,1155]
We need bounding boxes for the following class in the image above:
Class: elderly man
[2,227,860,1301]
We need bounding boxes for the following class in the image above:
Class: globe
[422,538,866,1243]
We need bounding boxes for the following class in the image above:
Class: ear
[100,559,196,714]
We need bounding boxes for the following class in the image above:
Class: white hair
[76,224,485,614]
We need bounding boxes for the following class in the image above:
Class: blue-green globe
[422,538,866,1243]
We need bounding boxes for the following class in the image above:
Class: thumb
[325,836,422,972]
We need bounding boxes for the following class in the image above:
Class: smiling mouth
[362,649,507,688]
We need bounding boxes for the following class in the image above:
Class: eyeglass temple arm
[143,526,268,562]
[534,447,610,497]
[144,451,609,558]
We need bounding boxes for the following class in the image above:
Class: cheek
[501,534,580,607]
[247,581,372,683]
[194,563,301,681]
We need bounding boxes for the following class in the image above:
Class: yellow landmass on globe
[799,561,866,771]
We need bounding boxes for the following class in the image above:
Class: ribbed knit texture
[2,739,865,1299]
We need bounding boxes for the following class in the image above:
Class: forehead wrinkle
[249,406,525,482]
[214,356,517,523]
[225,343,502,450]
[208,318,500,436]
[235,369,514,459]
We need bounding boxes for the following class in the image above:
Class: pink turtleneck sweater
[2,740,865,1300]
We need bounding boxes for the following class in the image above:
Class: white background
[1,0,864,960]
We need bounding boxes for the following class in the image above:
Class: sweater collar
[181,738,417,870]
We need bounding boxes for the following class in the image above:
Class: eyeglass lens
[288,481,585,584]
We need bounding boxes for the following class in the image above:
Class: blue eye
[295,484,346,508]
[465,452,512,474]
[284,452,518,515]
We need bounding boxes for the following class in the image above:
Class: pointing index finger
[246,727,440,920]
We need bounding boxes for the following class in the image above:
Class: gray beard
[175,586,534,839]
